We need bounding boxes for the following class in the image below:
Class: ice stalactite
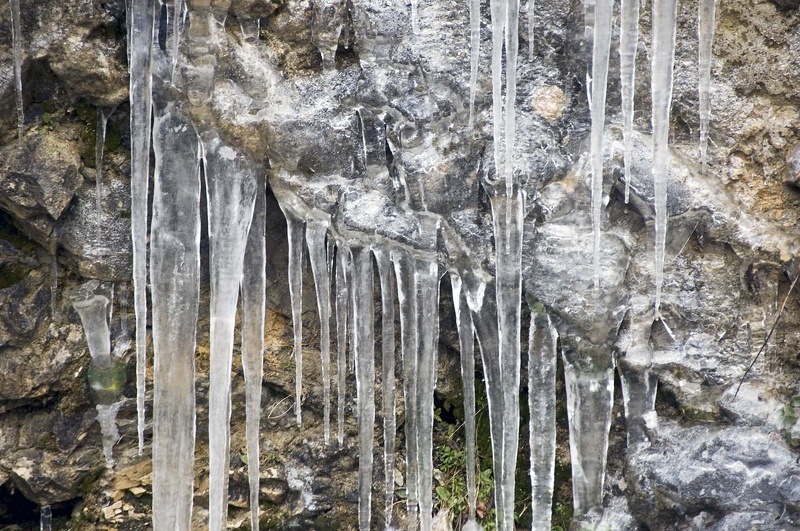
[527,0,534,58]
[527,302,558,530]
[352,246,376,531]
[698,0,716,173]
[618,359,658,446]
[311,0,348,71]
[241,178,267,531]
[10,0,23,141]
[374,247,397,527]
[94,107,114,243]
[411,0,419,35]
[127,0,156,456]
[281,206,306,426]
[451,274,477,523]
[49,244,59,321]
[488,187,525,531]
[171,0,185,81]
[468,0,480,127]
[393,249,419,531]
[119,283,130,338]
[306,213,333,444]
[562,351,614,518]
[202,131,258,531]
[71,281,112,375]
[150,102,201,531]
[96,401,123,465]
[651,0,678,315]
[619,0,639,203]
[503,0,519,195]
[40,505,51,531]
[590,0,613,289]
[490,0,507,182]
[335,242,351,446]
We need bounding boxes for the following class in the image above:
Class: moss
[0,265,29,289]
[79,466,105,498]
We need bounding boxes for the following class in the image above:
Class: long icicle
[698,0,716,173]
[651,0,678,315]
[95,107,114,243]
[128,0,155,456]
[335,243,351,446]
[241,178,267,531]
[374,248,397,528]
[528,0,535,58]
[590,0,613,289]
[619,0,640,203]
[10,0,23,141]
[281,210,306,425]
[468,0,481,127]
[490,0,507,181]
[171,0,185,81]
[504,0,520,195]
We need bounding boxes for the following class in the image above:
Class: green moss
[0,265,29,289]
[79,466,105,498]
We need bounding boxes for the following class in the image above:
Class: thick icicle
[96,401,123,466]
[488,188,525,531]
[10,0,23,140]
[392,249,419,531]
[94,107,113,242]
[241,177,267,531]
[451,274,477,521]
[128,0,155,455]
[202,132,258,531]
[468,0,481,127]
[490,0,507,180]
[590,0,613,289]
[619,0,640,203]
[40,505,51,531]
[527,303,558,530]
[335,243,351,446]
[562,351,614,517]
[651,0,678,314]
[618,360,658,446]
[352,247,375,531]
[503,0,520,194]
[281,208,306,426]
[150,103,201,531]
[415,257,440,531]
[374,247,397,527]
[306,213,333,443]
[71,282,112,370]
[698,0,716,173]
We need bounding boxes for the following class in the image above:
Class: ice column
[651,0,678,314]
[562,349,614,517]
[241,177,267,531]
[280,206,306,425]
[335,243,351,446]
[10,0,23,140]
[352,247,376,531]
[527,302,557,530]
[619,0,640,203]
[374,247,397,527]
[150,103,201,531]
[202,131,258,531]
[451,274,477,523]
[590,0,613,288]
[306,213,333,443]
[698,0,716,173]
[127,0,156,455]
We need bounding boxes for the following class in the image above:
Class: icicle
[415,258,440,531]
[451,274,477,521]
[96,401,123,466]
[527,0,534,59]
[411,0,419,35]
[527,303,557,530]
[311,0,347,71]
[150,103,201,531]
[490,0,507,181]
[50,248,58,322]
[171,0,184,81]
[241,177,267,531]
[40,505,51,531]
[619,0,640,203]
[71,282,112,368]
[352,247,375,531]
[651,0,678,315]
[503,0,520,195]
[374,247,397,528]
[348,245,357,375]
[94,107,114,243]
[590,0,613,290]
[698,0,716,173]
[335,243,351,446]
[119,283,130,338]
[128,0,156,456]
[306,214,333,443]
[392,249,419,531]
[618,355,658,446]
[281,208,306,426]
[202,132,258,531]
[468,0,481,127]
[10,0,23,141]
[488,188,525,531]
[562,351,614,518]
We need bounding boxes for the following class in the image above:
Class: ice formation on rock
[10,0,23,141]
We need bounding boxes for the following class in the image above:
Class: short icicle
[202,132,258,531]
[280,207,306,426]
[352,246,376,531]
[127,0,156,455]
[651,0,678,315]
[451,274,478,523]
[306,213,333,443]
[527,301,558,530]
[10,0,24,141]
[241,177,267,531]
[698,0,717,173]
[150,102,201,531]
[590,0,613,289]
[94,107,115,243]
[335,243,351,446]
[619,0,640,203]
[374,247,397,528]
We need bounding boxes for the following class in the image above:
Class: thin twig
[734,272,800,400]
